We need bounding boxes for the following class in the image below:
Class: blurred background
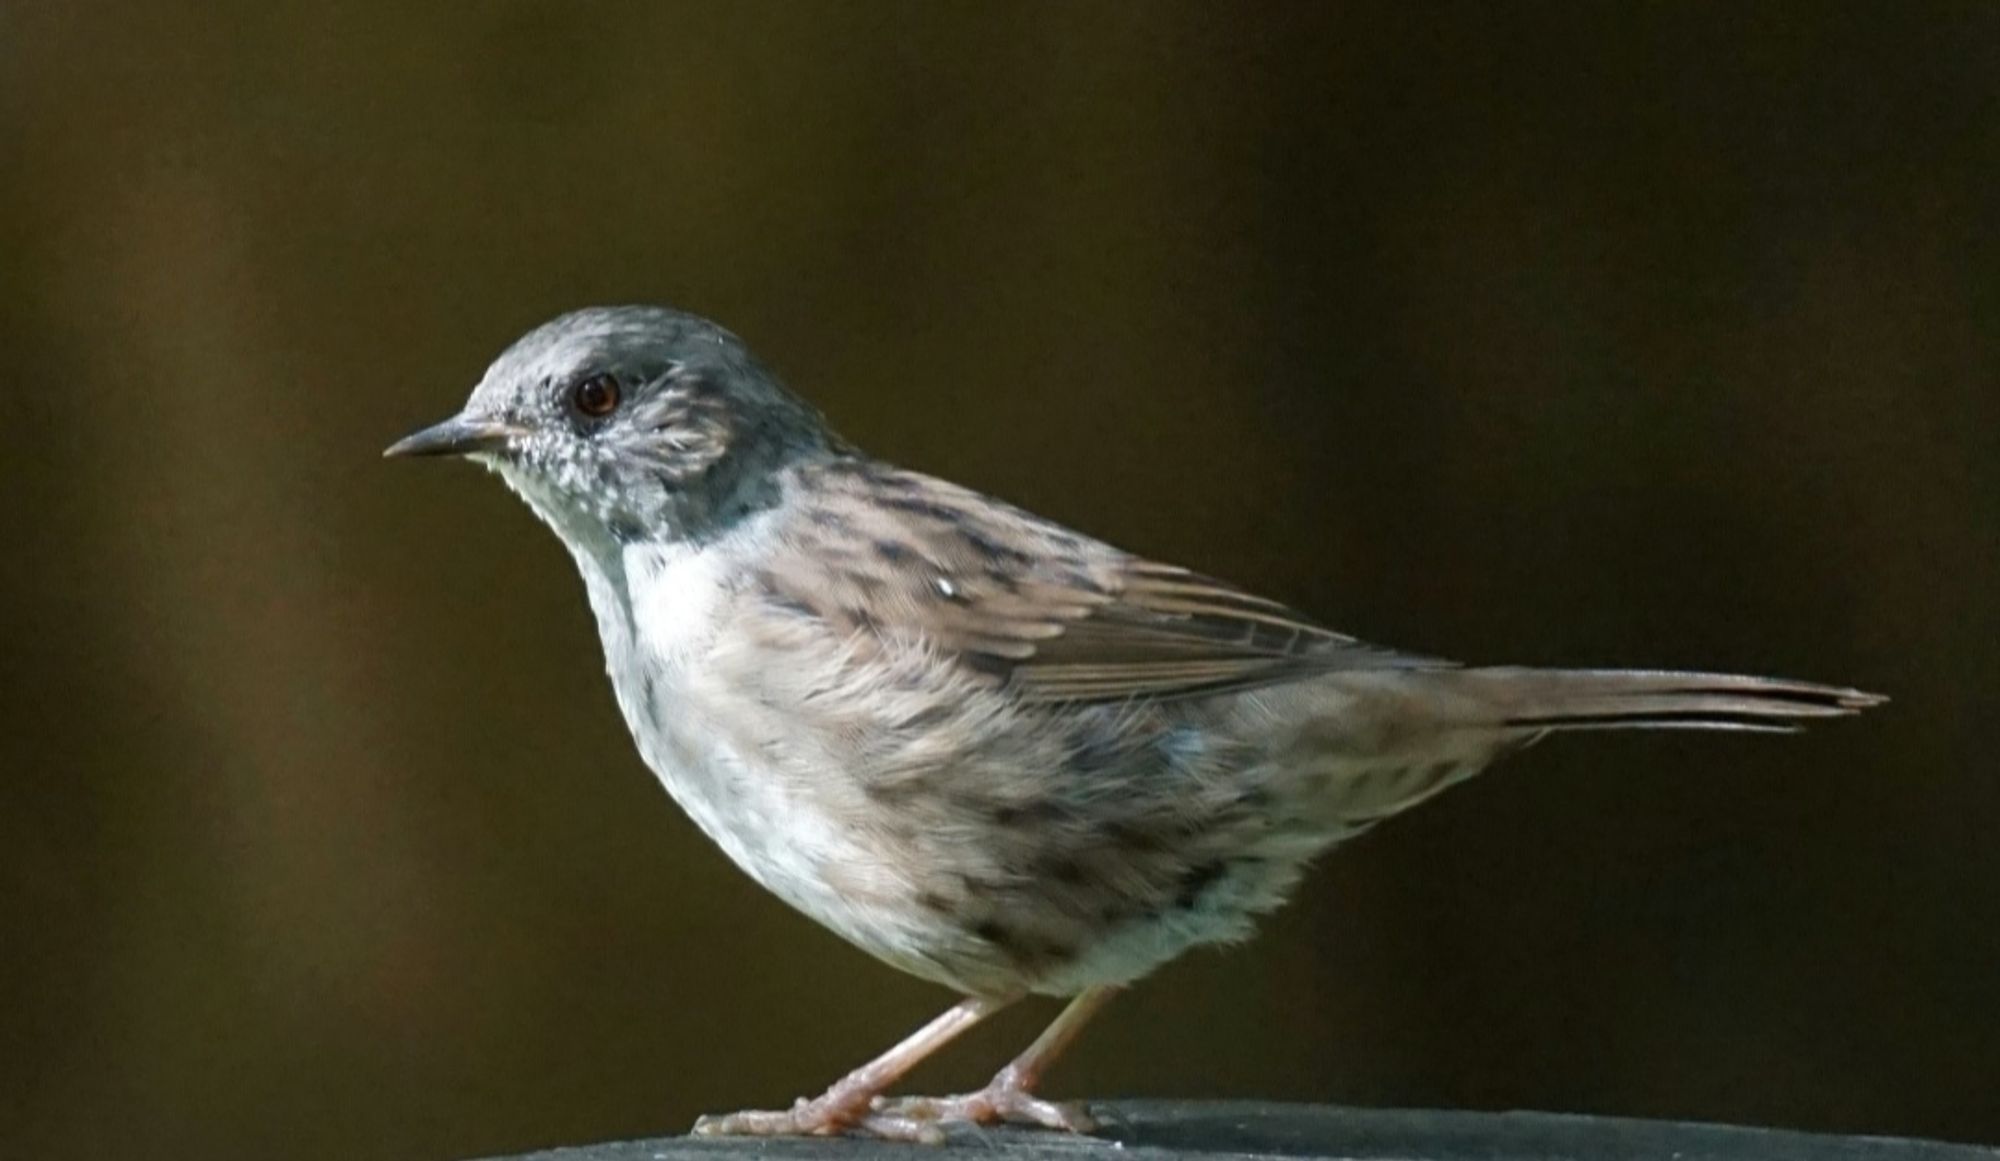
[4,4,1997,1159]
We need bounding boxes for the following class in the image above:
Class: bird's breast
[613,541,810,878]
[603,539,965,980]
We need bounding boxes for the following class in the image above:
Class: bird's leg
[692,993,1014,1141]
[865,986,1118,1138]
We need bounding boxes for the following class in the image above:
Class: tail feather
[1453,668,1886,735]
[1296,667,1881,832]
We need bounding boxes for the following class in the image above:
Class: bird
[385,305,1882,1143]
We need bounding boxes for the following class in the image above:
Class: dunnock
[387,306,1881,1142]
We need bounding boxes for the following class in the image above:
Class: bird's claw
[870,1086,1098,1135]
[692,1093,870,1139]
[693,1086,1095,1144]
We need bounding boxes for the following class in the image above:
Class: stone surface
[478,1101,2000,1161]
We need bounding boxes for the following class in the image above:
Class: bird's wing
[761,459,1453,705]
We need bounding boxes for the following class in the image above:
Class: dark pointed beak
[383,415,523,459]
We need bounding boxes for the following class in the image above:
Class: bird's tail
[1444,667,1885,734]
[1286,667,1882,831]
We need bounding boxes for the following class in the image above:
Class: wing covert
[763,458,1453,705]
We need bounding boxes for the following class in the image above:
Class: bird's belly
[599,539,966,982]
[608,656,979,986]
[629,694,830,911]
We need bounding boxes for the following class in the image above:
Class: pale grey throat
[386,304,1883,1143]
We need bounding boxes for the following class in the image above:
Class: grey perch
[478,1101,1998,1161]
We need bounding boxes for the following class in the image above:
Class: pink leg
[865,987,1119,1139]
[692,994,1014,1140]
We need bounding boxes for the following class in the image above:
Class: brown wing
[1005,559,1454,701]
[763,458,1454,705]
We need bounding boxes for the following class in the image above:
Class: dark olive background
[3,4,1996,1160]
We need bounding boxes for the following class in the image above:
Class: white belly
[594,538,944,977]
[612,542,816,889]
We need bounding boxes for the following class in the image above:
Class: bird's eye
[572,373,621,418]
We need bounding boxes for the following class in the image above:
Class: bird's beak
[383,415,524,459]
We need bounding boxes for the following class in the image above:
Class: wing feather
[766,458,1453,704]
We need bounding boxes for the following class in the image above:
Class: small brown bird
[387,306,1882,1142]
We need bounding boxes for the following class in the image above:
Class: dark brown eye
[572,372,621,418]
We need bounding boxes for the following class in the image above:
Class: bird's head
[387,306,834,551]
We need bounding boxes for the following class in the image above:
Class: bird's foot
[691,1084,1095,1145]
[692,1090,876,1140]
[865,1084,1098,1140]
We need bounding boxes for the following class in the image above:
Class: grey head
[386,306,837,552]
